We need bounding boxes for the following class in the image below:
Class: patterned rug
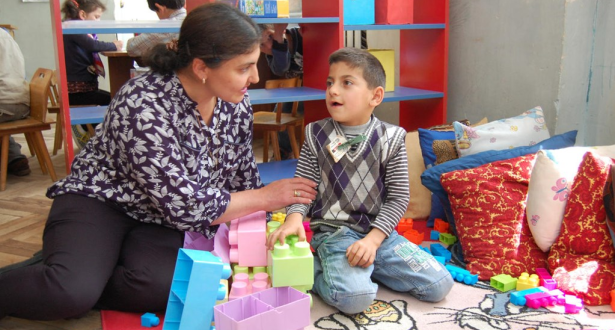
[307,281,615,330]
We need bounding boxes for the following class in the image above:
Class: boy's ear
[370,86,385,107]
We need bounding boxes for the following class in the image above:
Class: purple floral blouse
[47,71,263,238]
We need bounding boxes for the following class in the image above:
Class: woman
[0,3,316,320]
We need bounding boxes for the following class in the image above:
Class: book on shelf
[238,0,289,18]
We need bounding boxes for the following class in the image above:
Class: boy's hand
[346,228,386,268]
[266,213,306,250]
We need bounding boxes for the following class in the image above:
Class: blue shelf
[62,17,339,34]
[383,86,444,102]
[344,23,445,31]
[249,87,326,104]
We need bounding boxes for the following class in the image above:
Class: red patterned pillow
[548,152,615,306]
[441,154,548,280]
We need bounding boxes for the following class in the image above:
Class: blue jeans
[311,227,454,314]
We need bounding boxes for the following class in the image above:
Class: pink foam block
[229,272,271,301]
[229,211,267,267]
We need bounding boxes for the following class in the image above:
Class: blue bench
[256,159,297,185]
[69,106,107,125]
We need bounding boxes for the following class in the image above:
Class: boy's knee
[333,291,377,314]
[420,272,454,303]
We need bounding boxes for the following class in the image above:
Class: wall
[448,0,615,146]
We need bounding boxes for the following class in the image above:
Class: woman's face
[205,45,261,104]
[80,7,103,21]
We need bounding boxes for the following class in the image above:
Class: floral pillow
[453,107,550,158]
[547,151,615,306]
[441,154,548,280]
[526,146,615,252]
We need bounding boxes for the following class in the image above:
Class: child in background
[259,23,303,160]
[267,47,454,314]
[61,0,122,147]
[126,0,186,57]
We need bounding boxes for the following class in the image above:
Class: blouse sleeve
[72,34,117,53]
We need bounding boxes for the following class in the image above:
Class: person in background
[61,0,123,148]
[259,23,303,160]
[126,0,187,57]
[0,3,316,321]
[0,28,31,176]
[267,47,454,314]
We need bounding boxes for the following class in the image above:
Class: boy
[126,0,186,57]
[267,47,454,314]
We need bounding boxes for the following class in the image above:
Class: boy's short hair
[147,0,185,11]
[329,47,386,90]
[258,23,274,33]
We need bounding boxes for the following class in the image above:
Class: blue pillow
[418,128,455,168]
[421,130,578,235]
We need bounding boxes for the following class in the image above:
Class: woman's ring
[294,190,301,198]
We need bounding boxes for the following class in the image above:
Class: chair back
[48,70,60,109]
[265,77,301,122]
[29,68,53,123]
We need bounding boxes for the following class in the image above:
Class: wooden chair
[253,77,304,162]
[47,70,63,155]
[0,68,58,191]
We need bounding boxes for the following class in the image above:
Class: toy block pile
[161,211,312,330]
[490,268,586,314]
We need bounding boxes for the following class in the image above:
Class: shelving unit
[49,0,448,170]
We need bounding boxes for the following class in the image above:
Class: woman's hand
[266,213,305,250]
[272,23,288,43]
[259,177,317,212]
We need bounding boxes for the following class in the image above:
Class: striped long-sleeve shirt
[287,116,410,236]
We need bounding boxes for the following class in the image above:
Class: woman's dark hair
[145,3,260,75]
[147,0,185,12]
[61,0,106,21]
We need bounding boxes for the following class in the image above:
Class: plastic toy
[516,272,540,291]
[403,229,424,245]
[141,312,159,327]
[229,211,267,267]
[214,286,311,330]
[429,243,451,263]
[267,221,281,235]
[229,271,271,301]
[303,222,314,252]
[525,289,564,309]
[563,294,583,313]
[490,274,517,292]
[439,233,457,245]
[430,230,440,240]
[268,235,314,293]
[434,218,449,233]
[610,289,615,312]
[271,212,286,224]
[445,264,478,285]
[396,218,413,234]
[510,287,548,306]
[163,249,232,330]
[535,268,557,290]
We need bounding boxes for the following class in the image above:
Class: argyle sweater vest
[288,117,409,236]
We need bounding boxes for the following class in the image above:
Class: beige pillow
[404,131,431,219]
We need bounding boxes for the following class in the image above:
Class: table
[100,51,140,97]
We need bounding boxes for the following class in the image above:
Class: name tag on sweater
[327,135,348,163]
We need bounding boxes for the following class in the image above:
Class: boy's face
[326,62,382,126]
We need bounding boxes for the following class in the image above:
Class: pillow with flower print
[547,151,615,306]
[441,153,548,280]
[453,107,550,158]
[526,145,615,252]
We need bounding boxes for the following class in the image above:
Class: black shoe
[7,158,31,176]
[0,250,42,275]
